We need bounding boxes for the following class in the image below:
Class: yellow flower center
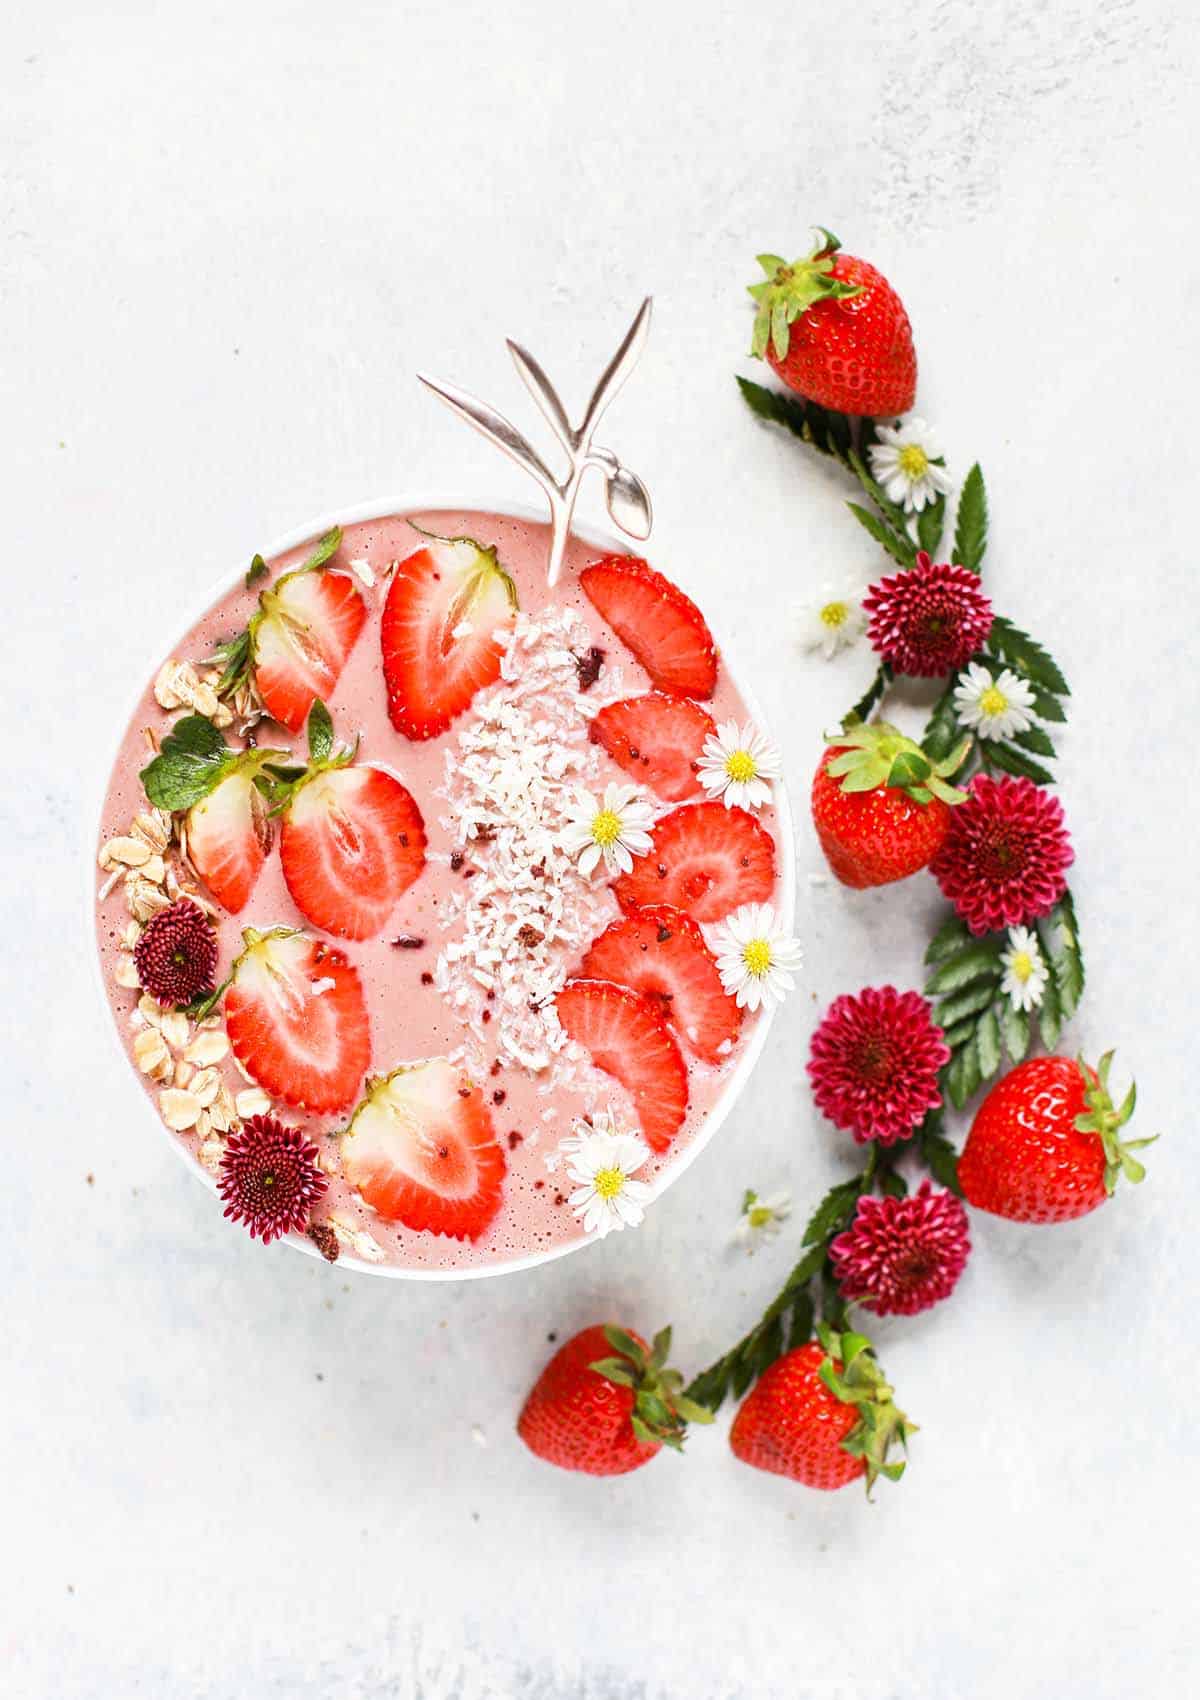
[748,1204,773,1228]
[725,749,757,784]
[898,443,929,478]
[1009,951,1034,984]
[593,1165,625,1200]
[742,938,773,978]
[820,599,849,628]
[979,685,1009,717]
[591,809,621,848]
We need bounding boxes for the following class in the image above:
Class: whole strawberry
[811,721,969,889]
[748,230,916,417]
[959,1051,1153,1224]
[517,1324,711,1476]
[730,1326,914,1494]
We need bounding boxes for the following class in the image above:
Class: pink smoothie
[95,508,787,1274]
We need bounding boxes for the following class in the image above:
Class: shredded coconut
[434,607,629,1073]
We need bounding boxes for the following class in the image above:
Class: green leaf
[936,979,1002,1028]
[1039,890,1085,1019]
[846,501,915,569]
[846,664,891,725]
[751,1314,785,1380]
[984,741,1055,785]
[602,1325,644,1365]
[848,449,913,541]
[300,526,343,574]
[918,1116,962,1194]
[922,684,963,763]
[214,627,253,699]
[953,463,988,572]
[1030,687,1067,724]
[940,1016,983,1051]
[590,1358,636,1388]
[1012,723,1057,759]
[801,1177,862,1247]
[879,1168,909,1198]
[946,1042,982,1110]
[1037,969,1063,1050]
[307,699,334,765]
[925,938,1003,996]
[139,714,232,811]
[925,914,972,965]
[974,1005,1002,1081]
[916,494,946,556]
[787,1291,815,1353]
[985,615,1070,697]
[1001,1000,1030,1062]
[244,553,268,589]
[735,377,853,462]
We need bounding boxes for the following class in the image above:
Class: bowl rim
[87,491,797,1281]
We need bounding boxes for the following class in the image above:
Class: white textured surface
[3,2,1198,1695]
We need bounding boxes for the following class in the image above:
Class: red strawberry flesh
[280,765,427,941]
[225,929,371,1113]
[613,800,776,923]
[581,556,717,698]
[579,905,741,1063]
[554,979,688,1153]
[342,1058,506,1241]
[589,692,715,801]
[254,569,367,733]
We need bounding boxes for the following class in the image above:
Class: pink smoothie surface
[95,508,786,1274]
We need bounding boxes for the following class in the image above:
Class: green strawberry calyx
[826,719,971,806]
[590,1324,714,1453]
[266,698,358,815]
[213,525,345,700]
[1075,1051,1156,1195]
[748,229,863,362]
[816,1324,917,1497]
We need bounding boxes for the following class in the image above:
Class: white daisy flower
[953,661,1038,741]
[867,417,954,513]
[710,903,802,1012]
[559,1111,653,1238]
[999,925,1050,1013]
[561,782,655,877]
[796,579,868,660]
[696,720,782,812]
[733,1188,792,1253]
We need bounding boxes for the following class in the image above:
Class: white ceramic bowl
[90,494,797,1280]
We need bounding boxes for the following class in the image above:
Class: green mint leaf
[953,462,988,572]
[307,699,334,765]
[244,553,268,589]
[139,714,232,811]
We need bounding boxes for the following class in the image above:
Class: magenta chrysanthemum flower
[133,898,218,1006]
[217,1115,327,1244]
[830,1180,970,1316]
[863,552,993,677]
[807,985,950,1146]
[931,772,1073,936]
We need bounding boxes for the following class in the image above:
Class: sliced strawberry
[254,569,367,733]
[381,535,517,739]
[578,905,742,1064]
[554,979,688,1153]
[225,928,371,1113]
[185,766,274,914]
[279,766,426,941]
[613,800,776,923]
[589,693,716,802]
[580,556,717,698]
[342,1059,506,1241]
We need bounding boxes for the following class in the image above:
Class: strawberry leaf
[953,463,988,572]
[244,553,268,589]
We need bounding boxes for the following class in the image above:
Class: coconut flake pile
[434,607,625,1074]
